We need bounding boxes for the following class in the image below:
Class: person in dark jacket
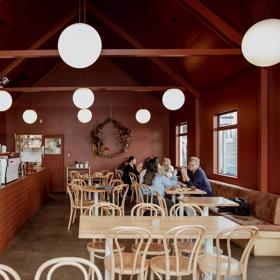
[181,156,213,196]
[122,156,139,186]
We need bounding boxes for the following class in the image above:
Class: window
[214,111,238,177]
[176,123,188,166]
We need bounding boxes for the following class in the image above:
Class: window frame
[176,122,188,167]
[214,110,238,178]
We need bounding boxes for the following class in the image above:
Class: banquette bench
[209,179,280,256]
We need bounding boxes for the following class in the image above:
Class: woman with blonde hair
[159,157,174,178]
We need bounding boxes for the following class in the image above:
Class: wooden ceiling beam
[0,48,241,59]
[5,86,182,93]
[0,11,77,77]
[178,0,242,45]
[88,5,201,99]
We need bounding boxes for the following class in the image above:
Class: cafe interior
[0,0,280,279]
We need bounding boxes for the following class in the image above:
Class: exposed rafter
[177,0,242,45]
[88,5,201,99]
[0,11,77,77]
[5,86,183,93]
[0,48,241,59]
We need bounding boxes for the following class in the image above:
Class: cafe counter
[0,168,49,253]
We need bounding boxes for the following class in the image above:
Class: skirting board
[233,231,280,256]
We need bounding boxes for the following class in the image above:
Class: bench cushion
[209,180,280,226]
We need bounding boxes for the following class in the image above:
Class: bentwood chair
[67,183,94,230]
[0,264,21,280]
[129,172,139,203]
[111,184,129,215]
[34,257,102,280]
[198,226,259,280]
[105,226,152,280]
[131,203,166,257]
[86,203,125,277]
[156,192,168,216]
[136,184,155,204]
[170,203,204,256]
[114,169,123,180]
[150,225,205,280]
[170,203,204,217]
[109,179,124,187]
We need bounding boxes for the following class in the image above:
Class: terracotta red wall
[5,60,169,171]
[268,64,280,195]
[200,67,259,189]
[0,112,6,145]
[169,95,196,166]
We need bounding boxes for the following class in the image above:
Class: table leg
[94,192,98,216]
[205,239,214,280]
[172,194,176,203]
[202,206,209,216]
[105,238,112,280]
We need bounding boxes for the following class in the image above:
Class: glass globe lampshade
[58,23,102,68]
[162,88,185,110]
[135,109,151,124]
[73,88,94,109]
[241,19,280,67]
[23,109,37,124]
[77,109,92,123]
[0,90,12,112]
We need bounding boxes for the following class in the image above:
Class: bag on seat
[232,197,251,216]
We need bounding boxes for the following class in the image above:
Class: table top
[179,196,239,207]
[165,187,206,195]
[83,186,114,193]
[79,215,241,239]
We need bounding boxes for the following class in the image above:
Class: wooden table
[82,186,114,215]
[165,187,207,203]
[89,174,108,186]
[179,196,239,216]
[79,215,241,280]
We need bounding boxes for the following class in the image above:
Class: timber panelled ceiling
[0,0,280,94]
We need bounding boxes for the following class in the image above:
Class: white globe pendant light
[135,109,151,124]
[73,88,94,109]
[0,90,12,112]
[58,23,102,68]
[242,19,280,67]
[77,109,92,123]
[23,109,37,124]
[162,88,185,110]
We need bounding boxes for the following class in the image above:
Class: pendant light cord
[78,0,81,23]
[84,0,86,23]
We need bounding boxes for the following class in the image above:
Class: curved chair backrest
[71,178,86,187]
[137,184,154,204]
[34,257,102,280]
[163,225,205,277]
[109,179,124,187]
[129,172,138,184]
[170,203,203,216]
[86,202,123,216]
[114,169,123,180]
[131,203,165,217]
[104,172,114,185]
[106,226,151,280]
[112,184,129,215]
[0,264,21,280]
[215,226,259,279]
[156,192,168,216]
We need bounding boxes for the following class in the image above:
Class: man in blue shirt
[181,157,213,196]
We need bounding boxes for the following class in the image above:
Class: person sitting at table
[140,157,177,209]
[159,157,174,178]
[122,156,139,186]
[181,156,213,196]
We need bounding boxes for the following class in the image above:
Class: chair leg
[89,252,95,280]
[242,271,248,280]
[72,208,77,223]
[68,207,73,230]
[118,273,122,280]
[150,270,154,280]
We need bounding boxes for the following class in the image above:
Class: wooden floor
[0,194,279,280]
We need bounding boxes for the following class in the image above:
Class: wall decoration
[90,117,131,158]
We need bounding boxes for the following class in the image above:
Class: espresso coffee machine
[0,154,21,185]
